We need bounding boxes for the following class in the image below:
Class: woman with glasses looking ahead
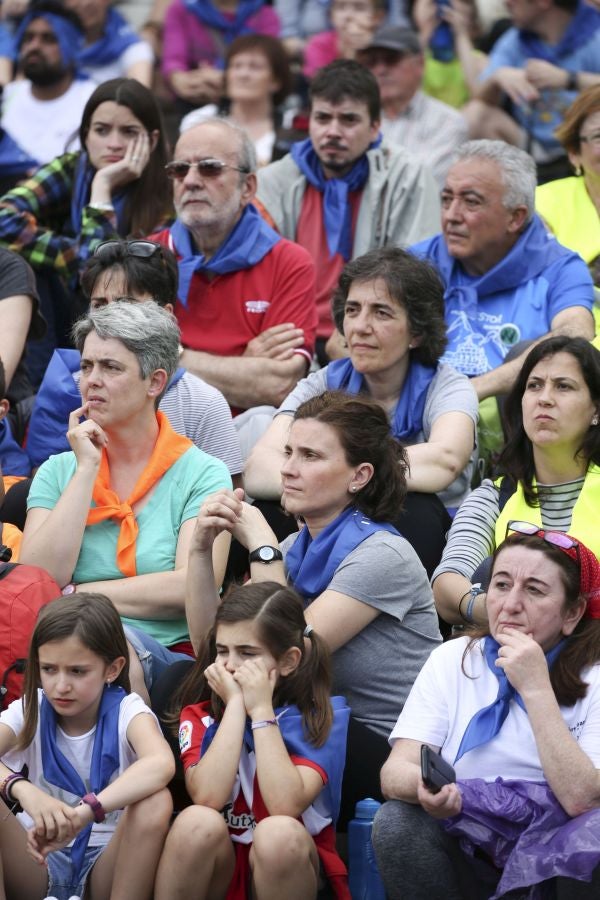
[536,87,600,309]
[433,334,600,629]
[374,527,600,899]
[0,77,172,380]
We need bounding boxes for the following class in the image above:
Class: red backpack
[0,558,61,709]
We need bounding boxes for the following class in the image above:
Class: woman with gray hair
[20,301,232,692]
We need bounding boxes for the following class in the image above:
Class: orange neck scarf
[86,411,192,577]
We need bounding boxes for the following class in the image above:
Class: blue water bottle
[429,0,455,62]
[348,798,387,899]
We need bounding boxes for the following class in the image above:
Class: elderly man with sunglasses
[150,118,317,416]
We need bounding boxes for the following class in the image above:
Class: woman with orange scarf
[19,301,232,690]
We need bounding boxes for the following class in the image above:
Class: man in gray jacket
[255,59,439,362]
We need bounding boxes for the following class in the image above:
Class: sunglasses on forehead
[505,520,580,564]
[164,159,250,180]
[93,240,163,260]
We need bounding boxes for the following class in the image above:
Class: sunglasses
[94,240,163,260]
[505,520,580,564]
[164,159,250,180]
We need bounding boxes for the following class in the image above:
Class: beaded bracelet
[0,772,27,813]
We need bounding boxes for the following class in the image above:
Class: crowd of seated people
[1,0,600,896]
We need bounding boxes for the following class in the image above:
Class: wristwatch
[249,546,283,564]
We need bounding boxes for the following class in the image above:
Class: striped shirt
[432,476,585,582]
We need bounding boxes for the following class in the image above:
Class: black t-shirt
[0,247,45,406]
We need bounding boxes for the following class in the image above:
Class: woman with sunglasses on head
[373,528,600,899]
[19,301,233,700]
[0,78,172,379]
[433,335,600,629]
[23,238,243,481]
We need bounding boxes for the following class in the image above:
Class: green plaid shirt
[0,151,118,281]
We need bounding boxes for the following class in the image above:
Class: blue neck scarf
[425,215,571,320]
[290,136,380,260]
[0,129,37,177]
[326,357,436,442]
[13,12,87,79]
[70,153,128,236]
[0,417,30,477]
[202,696,351,823]
[286,506,399,602]
[171,204,280,307]
[518,2,600,64]
[181,0,263,47]
[79,8,140,68]
[40,684,125,879]
[454,636,566,763]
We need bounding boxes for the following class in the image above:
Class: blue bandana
[454,636,566,763]
[518,1,600,64]
[41,684,125,879]
[0,418,30,476]
[13,12,86,77]
[290,136,380,260]
[0,129,37,177]
[202,696,351,823]
[181,0,264,51]
[326,357,436,442]
[78,8,140,69]
[286,506,400,602]
[171,204,280,307]
[420,215,571,320]
[70,152,128,236]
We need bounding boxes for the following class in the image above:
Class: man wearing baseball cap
[358,26,468,186]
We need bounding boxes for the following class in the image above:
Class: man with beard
[150,118,318,415]
[255,59,439,361]
[1,0,95,165]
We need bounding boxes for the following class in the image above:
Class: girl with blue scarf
[0,593,174,900]
[156,582,351,899]
[187,390,441,827]
[374,530,600,899]
[0,78,171,376]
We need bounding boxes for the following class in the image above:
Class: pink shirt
[303,30,338,79]
[162,2,280,76]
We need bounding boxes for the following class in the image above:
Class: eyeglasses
[579,131,600,147]
[505,520,580,564]
[164,159,250,180]
[94,240,163,260]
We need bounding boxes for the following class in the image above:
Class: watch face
[259,546,276,561]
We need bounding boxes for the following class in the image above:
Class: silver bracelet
[89,201,114,212]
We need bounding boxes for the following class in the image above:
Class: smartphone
[420,745,456,794]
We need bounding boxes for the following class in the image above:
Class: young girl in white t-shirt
[0,592,175,900]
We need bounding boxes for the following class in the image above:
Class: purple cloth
[162,0,279,77]
[442,778,600,899]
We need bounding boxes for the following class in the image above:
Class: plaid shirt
[0,151,118,281]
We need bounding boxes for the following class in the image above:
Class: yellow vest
[535,177,600,265]
[494,465,600,560]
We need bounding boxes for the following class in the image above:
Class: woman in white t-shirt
[373,528,600,899]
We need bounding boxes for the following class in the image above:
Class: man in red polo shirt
[151,118,317,413]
